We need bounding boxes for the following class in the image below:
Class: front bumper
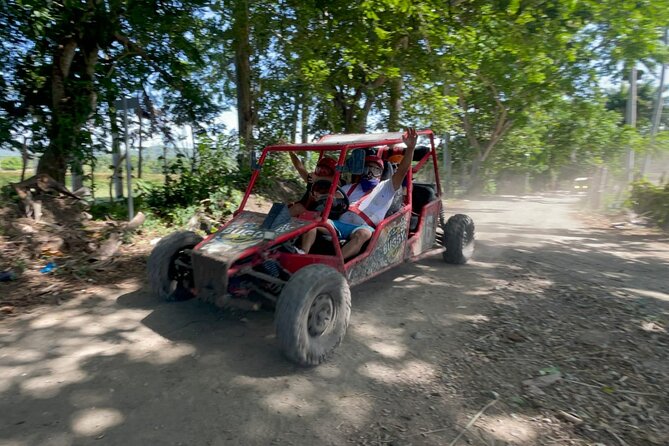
[191,250,229,306]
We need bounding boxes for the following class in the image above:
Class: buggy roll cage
[235,130,441,222]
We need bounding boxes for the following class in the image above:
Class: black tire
[442,214,475,264]
[147,231,203,301]
[275,264,351,366]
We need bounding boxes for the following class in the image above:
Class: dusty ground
[1,192,668,446]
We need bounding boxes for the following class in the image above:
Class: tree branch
[59,38,78,79]
[457,88,482,155]
[483,118,514,162]
[113,32,176,85]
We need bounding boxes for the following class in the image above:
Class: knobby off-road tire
[275,264,351,366]
[442,214,475,264]
[147,231,203,301]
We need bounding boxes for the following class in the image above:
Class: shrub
[629,180,669,229]
[141,144,242,224]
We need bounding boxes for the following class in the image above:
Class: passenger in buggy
[288,154,339,217]
[301,127,418,259]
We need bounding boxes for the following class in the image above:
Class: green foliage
[255,152,303,189]
[629,180,669,229]
[89,199,131,221]
[0,157,22,171]
[605,80,669,131]
[3,0,669,192]
[141,144,242,224]
[0,0,220,180]
[487,97,628,188]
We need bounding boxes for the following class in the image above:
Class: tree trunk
[468,156,483,192]
[458,85,514,195]
[290,98,299,144]
[20,137,30,182]
[71,162,84,191]
[37,35,98,183]
[337,100,369,133]
[233,0,254,167]
[334,85,377,133]
[388,77,403,131]
[37,145,68,184]
[301,97,309,143]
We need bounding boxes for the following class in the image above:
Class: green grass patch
[0,171,23,187]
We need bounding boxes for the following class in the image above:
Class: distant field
[0,170,165,196]
[0,171,22,186]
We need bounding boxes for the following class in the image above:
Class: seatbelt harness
[346,183,376,227]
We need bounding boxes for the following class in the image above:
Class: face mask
[360,178,379,192]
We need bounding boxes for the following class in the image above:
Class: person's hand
[392,127,418,190]
[403,127,418,150]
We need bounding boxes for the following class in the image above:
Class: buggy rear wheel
[275,265,351,366]
[147,231,203,301]
[442,214,475,264]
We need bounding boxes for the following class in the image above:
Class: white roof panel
[317,132,404,144]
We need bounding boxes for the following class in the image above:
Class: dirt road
[1,193,668,446]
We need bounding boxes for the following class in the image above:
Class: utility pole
[643,28,668,178]
[625,66,638,184]
[115,96,140,220]
[123,97,134,220]
[137,92,143,179]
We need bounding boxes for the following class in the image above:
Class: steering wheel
[313,183,350,218]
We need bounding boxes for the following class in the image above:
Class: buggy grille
[191,251,229,305]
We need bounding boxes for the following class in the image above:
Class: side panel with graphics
[406,200,441,258]
[347,212,409,286]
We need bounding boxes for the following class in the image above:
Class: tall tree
[232,0,254,161]
[419,0,669,190]
[0,0,219,183]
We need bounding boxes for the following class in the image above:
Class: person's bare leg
[301,228,318,253]
[301,223,335,253]
[341,228,372,259]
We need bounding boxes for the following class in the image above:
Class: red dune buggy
[147,130,475,366]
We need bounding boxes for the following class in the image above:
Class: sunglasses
[364,164,383,176]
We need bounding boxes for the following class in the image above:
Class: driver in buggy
[301,127,418,259]
[288,154,338,217]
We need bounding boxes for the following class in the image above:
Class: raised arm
[289,152,310,182]
[392,127,418,190]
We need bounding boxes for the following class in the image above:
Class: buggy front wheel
[275,265,351,366]
[147,231,203,301]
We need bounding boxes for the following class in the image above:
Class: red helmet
[364,155,384,170]
[315,156,336,177]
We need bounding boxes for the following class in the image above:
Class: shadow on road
[1,194,668,445]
